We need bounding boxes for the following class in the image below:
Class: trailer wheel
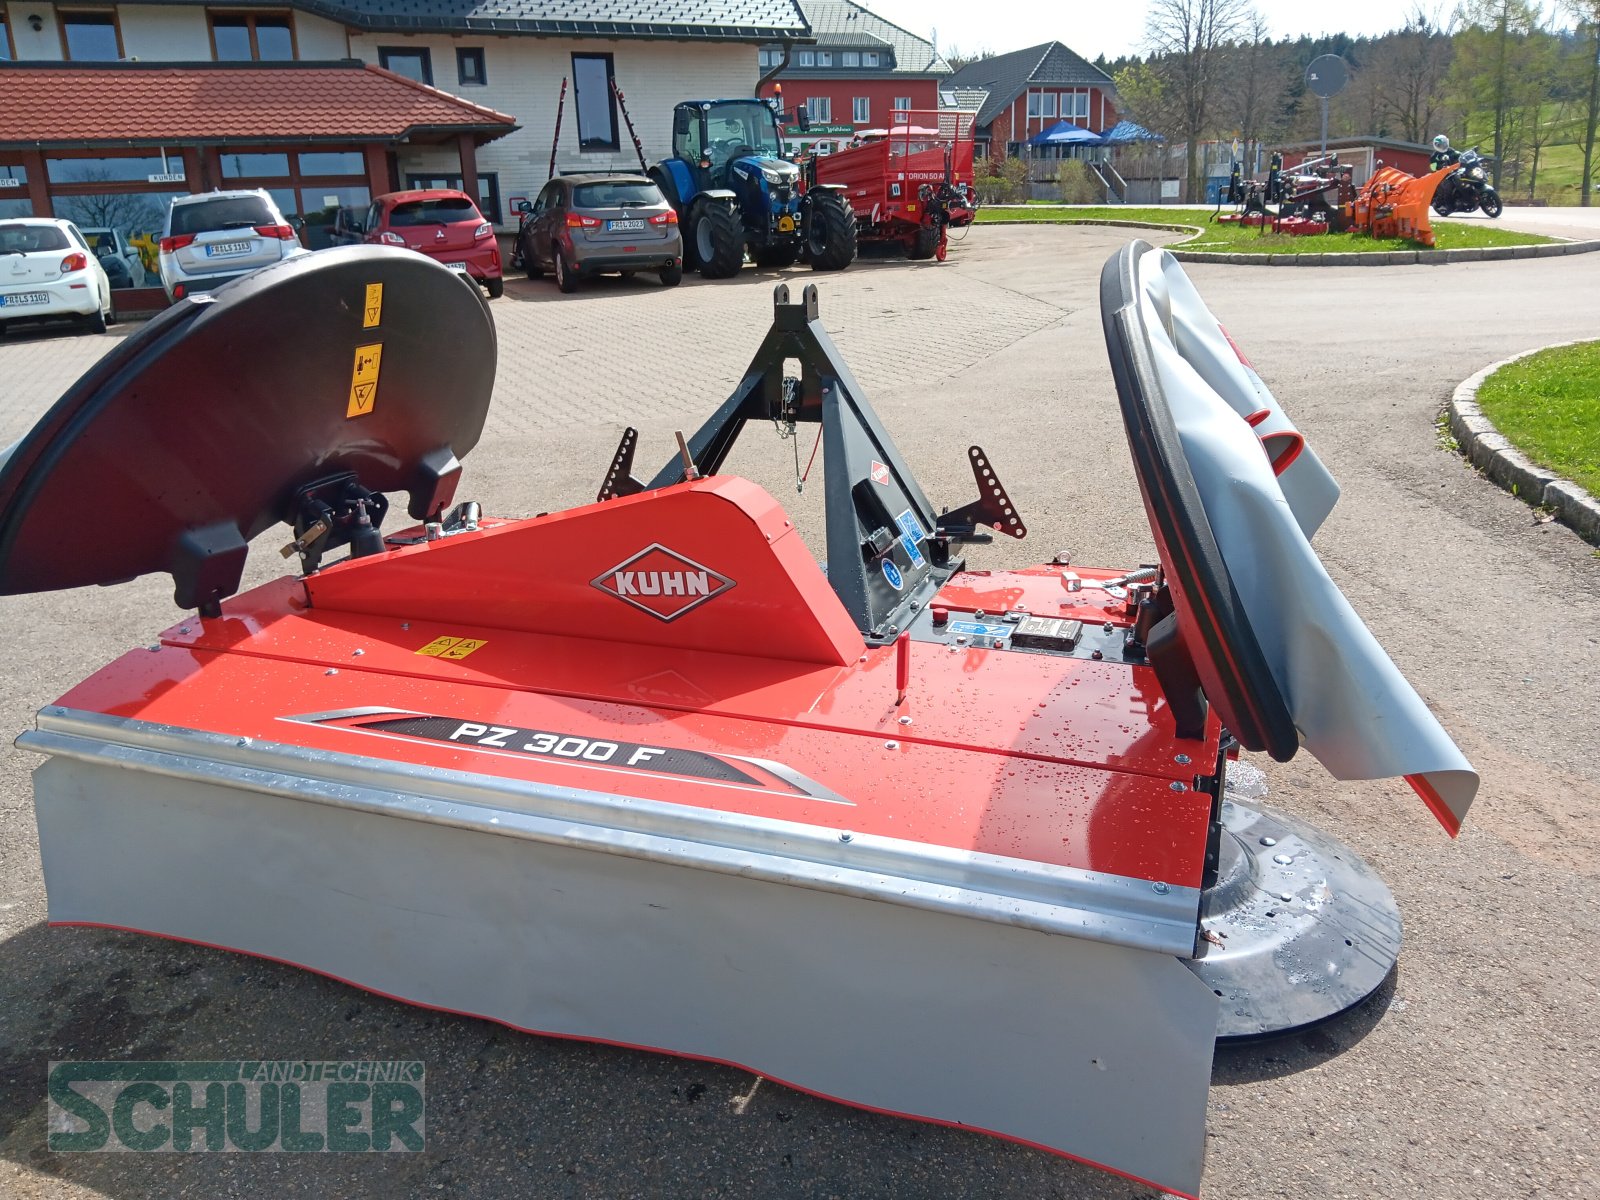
[692,199,745,279]
[806,191,858,272]
[908,226,941,260]
[754,243,800,269]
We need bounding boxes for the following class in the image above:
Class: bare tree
[1371,5,1457,143]
[1145,0,1255,201]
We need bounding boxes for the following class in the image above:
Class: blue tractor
[648,99,857,279]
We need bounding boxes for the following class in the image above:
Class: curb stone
[1448,341,1600,546]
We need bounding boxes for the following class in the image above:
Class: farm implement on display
[805,109,978,260]
[0,244,1475,1198]
[1216,151,1456,246]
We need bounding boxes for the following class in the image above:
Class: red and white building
[756,0,950,151]
[944,41,1119,159]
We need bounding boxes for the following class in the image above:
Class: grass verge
[1476,340,1600,498]
[973,206,1557,253]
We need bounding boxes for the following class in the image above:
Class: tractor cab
[672,100,795,194]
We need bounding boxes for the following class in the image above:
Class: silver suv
[158,189,305,301]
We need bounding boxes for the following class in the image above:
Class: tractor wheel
[907,226,940,260]
[806,191,857,272]
[1480,192,1503,218]
[754,243,800,269]
[691,199,745,279]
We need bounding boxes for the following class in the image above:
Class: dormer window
[842,51,859,67]
[815,50,832,66]
[797,50,814,66]
[863,51,880,67]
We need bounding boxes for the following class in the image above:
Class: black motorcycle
[1432,148,1503,218]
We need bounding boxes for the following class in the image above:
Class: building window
[298,151,364,176]
[378,47,432,85]
[894,96,912,113]
[59,10,122,61]
[570,53,618,152]
[456,47,486,86]
[1027,92,1058,119]
[842,51,858,67]
[806,96,831,123]
[759,48,781,69]
[1063,91,1089,120]
[815,51,831,67]
[863,51,880,67]
[209,12,295,61]
[406,172,501,225]
[0,164,30,218]
[1,10,14,60]
[796,50,814,67]
[852,97,869,124]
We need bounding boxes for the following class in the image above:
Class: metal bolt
[1091,649,1104,660]
[401,622,411,631]
[235,737,250,748]
[1175,753,1191,765]
[898,715,912,725]
[147,644,161,652]
[974,609,986,619]
[1152,882,1170,894]
[325,668,338,676]
[1103,621,1114,632]
[1273,853,1293,866]
[352,648,365,657]
[1169,781,1186,792]
[1278,892,1293,902]
[839,831,854,843]
[178,626,192,635]
[884,740,899,750]
[1259,836,1277,847]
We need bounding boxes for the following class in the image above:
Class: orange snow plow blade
[1348,164,1454,247]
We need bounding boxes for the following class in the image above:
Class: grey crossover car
[512,174,683,293]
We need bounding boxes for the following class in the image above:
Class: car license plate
[0,291,48,307]
[606,219,645,232]
[446,262,469,273]
[206,241,252,258]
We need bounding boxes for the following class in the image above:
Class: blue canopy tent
[1027,120,1105,148]
[1101,120,1164,145]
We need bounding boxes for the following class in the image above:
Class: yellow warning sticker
[346,342,382,418]
[416,636,488,659]
[363,282,383,328]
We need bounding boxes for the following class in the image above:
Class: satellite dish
[1305,54,1349,100]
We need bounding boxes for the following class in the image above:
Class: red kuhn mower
[807,108,977,260]
[0,243,1474,1197]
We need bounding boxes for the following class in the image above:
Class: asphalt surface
[1,223,1598,1199]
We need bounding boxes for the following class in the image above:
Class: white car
[158,189,305,302]
[0,218,114,336]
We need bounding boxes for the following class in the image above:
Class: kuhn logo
[591,544,735,621]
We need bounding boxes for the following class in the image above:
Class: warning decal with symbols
[363,282,383,328]
[346,342,382,418]
[415,636,489,660]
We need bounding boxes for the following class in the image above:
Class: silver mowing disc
[1186,797,1402,1040]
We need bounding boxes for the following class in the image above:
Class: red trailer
[808,109,977,260]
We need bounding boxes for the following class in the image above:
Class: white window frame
[893,96,912,113]
[853,96,869,124]
[842,50,859,67]
[1063,91,1090,120]
[807,95,831,122]
[797,50,814,66]
[863,51,880,67]
[816,50,832,66]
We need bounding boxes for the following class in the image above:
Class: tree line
[1080,0,1600,205]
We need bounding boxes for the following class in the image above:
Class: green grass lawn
[1476,341,1600,498]
[973,206,1556,253]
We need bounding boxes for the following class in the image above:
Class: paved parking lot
[1,225,1598,1199]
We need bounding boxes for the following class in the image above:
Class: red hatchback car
[360,189,503,298]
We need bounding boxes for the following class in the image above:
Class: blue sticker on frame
[881,559,904,591]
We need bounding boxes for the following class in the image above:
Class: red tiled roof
[0,63,518,147]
